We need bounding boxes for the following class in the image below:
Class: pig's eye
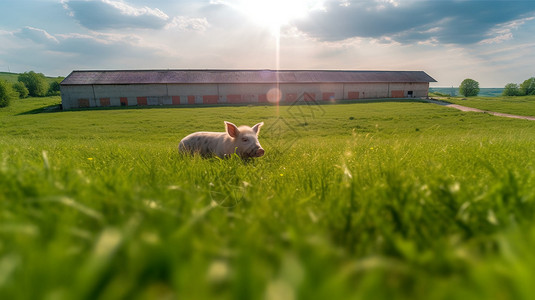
[242,137,249,142]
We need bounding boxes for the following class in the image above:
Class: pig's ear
[225,121,240,138]
[252,122,264,135]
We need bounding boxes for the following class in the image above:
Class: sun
[236,0,323,33]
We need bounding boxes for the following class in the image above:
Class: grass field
[1,96,535,299]
[0,71,64,85]
[443,96,535,117]
[0,72,22,83]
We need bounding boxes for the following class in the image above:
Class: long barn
[60,69,437,110]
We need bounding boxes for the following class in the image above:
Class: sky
[1,0,535,87]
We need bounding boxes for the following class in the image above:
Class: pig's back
[178,132,226,157]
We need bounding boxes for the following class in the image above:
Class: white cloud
[102,0,168,19]
[14,26,59,45]
[166,16,210,31]
[479,16,535,45]
[63,0,170,30]
[3,25,166,75]
[61,0,211,33]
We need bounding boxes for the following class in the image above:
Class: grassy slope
[0,72,18,83]
[1,97,535,299]
[0,72,64,84]
[444,96,535,117]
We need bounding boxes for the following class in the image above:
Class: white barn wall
[342,82,430,99]
[317,83,345,100]
[60,70,435,109]
[280,83,325,102]
[167,83,218,104]
[343,83,387,99]
[94,84,167,107]
[60,85,94,110]
[218,83,274,103]
[218,83,345,103]
[61,82,430,109]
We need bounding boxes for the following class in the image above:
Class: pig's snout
[256,148,265,157]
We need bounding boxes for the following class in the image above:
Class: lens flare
[266,87,282,104]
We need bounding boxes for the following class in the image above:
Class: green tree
[12,81,29,98]
[520,77,535,95]
[47,81,61,96]
[502,83,521,96]
[459,78,480,97]
[0,80,18,108]
[18,71,48,97]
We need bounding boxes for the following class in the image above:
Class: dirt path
[426,99,535,121]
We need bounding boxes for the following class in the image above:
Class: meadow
[445,96,535,117]
[1,96,535,299]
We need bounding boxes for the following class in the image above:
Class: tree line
[502,77,535,96]
[0,71,63,107]
[457,77,535,97]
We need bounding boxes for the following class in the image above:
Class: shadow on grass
[16,104,63,115]
[17,98,430,115]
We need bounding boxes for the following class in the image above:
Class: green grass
[444,96,535,117]
[0,72,20,83]
[1,97,535,299]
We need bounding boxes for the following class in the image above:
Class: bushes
[0,80,18,108]
[12,81,29,98]
[503,77,535,96]
[47,80,61,96]
[502,83,521,96]
[18,71,49,97]
[8,71,64,99]
[520,77,535,96]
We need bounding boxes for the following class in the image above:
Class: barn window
[137,97,148,106]
[78,98,90,107]
[99,98,110,106]
[322,92,335,101]
[187,96,195,105]
[408,91,414,98]
[258,94,268,103]
[120,97,128,106]
[227,94,242,103]
[391,90,404,98]
[172,96,181,105]
[203,95,218,104]
[348,92,359,99]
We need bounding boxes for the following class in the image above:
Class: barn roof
[61,69,436,85]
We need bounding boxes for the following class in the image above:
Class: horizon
[0,70,516,88]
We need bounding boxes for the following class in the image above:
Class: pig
[178,121,265,159]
